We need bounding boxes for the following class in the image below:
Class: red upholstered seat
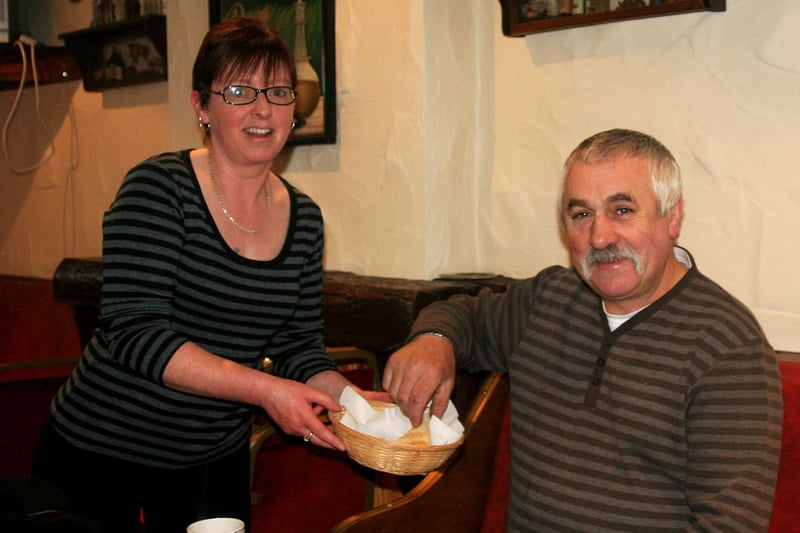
[480,393,510,532]
[0,277,82,478]
[250,430,374,532]
[770,358,800,532]
[481,357,800,532]
[248,348,380,533]
[0,277,82,382]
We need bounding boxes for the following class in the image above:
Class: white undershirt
[604,246,693,332]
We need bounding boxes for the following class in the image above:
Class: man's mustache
[582,244,642,278]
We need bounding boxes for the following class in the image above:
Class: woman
[33,17,378,532]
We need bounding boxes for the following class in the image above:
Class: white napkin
[338,386,464,445]
[430,402,464,445]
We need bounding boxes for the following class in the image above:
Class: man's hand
[382,334,456,426]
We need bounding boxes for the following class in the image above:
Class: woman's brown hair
[192,17,297,108]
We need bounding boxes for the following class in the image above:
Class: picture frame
[59,15,167,92]
[209,0,337,145]
[499,0,725,37]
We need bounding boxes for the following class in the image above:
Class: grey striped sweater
[411,255,782,532]
[49,150,337,468]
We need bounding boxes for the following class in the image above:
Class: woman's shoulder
[135,149,193,174]
[112,149,199,206]
[277,175,322,216]
[277,175,311,199]
[120,150,194,185]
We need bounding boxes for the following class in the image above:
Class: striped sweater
[49,150,337,468]
[411,255,782,532]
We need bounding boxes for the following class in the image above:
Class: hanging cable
[61,101,80,257]
[2,35,56,174]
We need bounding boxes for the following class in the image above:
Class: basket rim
[329,403,464,451]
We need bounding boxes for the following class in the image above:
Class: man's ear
[668,198,684,240]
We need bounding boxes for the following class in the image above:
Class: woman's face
[193,65,295,169]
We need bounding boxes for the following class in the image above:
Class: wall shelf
[58,15,167,92]
[499,0,725,37]
[0,45,81,91]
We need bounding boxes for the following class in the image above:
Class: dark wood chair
[330,372,510,533]
[249,347,381,488]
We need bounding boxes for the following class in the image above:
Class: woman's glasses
[212,85,297,106]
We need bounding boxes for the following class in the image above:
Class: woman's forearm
[161,341,274,405]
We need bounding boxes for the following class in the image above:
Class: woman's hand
[259,376,346,451]
[162,343,347,450]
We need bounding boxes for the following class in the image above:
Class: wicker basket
[329,401,464,476]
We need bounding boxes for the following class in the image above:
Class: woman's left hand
[258,376,347,450]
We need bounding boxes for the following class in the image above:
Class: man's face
[561,155,684,314]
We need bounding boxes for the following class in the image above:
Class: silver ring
[303,431,314,442]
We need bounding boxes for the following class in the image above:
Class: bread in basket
[329,400,464,475]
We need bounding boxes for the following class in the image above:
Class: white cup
[186,517,245,533]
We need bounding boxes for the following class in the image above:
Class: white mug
[186,517,245,533]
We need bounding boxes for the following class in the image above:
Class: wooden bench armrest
[331,372,510,533]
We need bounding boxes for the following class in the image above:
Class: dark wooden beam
[52,258,514,358]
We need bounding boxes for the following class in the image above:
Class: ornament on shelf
[292,0,321,129]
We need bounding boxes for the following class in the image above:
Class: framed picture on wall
[59,15,168,92]
[209,0,337,145]
[499,0,725,37]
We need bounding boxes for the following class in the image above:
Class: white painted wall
[1,0,798,350]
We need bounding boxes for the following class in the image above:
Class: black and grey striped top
[49,150,338,468]
[411,253,782,531]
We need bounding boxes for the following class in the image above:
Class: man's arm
[685,343,783,531]
[384,275,543,425]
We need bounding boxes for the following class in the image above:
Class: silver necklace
[208,152,272,234]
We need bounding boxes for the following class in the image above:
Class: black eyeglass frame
[211,85,297,106]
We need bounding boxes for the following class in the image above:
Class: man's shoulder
[527,264,584,290]
[518,264,574,282]
[508,265,593,306]
[685,270,755,315]
[669,270,769,348]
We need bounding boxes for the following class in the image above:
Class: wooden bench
[332,355,800,532]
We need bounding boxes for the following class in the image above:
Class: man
[383,129,783,531]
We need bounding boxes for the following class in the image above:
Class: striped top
[411,251,782,532]
[49,150,337,469]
